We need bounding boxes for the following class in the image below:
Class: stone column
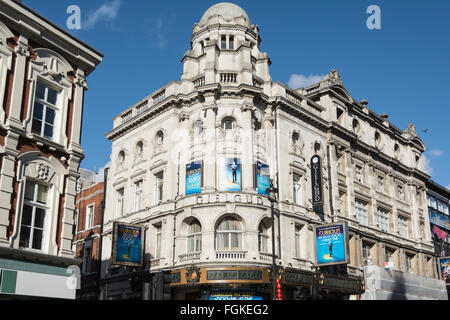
[202,94,217,192]
[69,69,87,152]
[177,108,191,197]
[240,102,255,192]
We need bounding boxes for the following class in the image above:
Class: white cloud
[153,14,168,48]
[288,74,325,89]
[446,184,450,191]
[83,0,122,30]
[428,149,444,158]
[423,154,434,176]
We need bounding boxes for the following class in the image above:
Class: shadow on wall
[388,271,407,300]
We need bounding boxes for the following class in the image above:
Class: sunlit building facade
[99,2,446,300]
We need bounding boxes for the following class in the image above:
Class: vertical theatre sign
[314,222,349,267]
[186,161,203,196]
[311,155,323,215]
[112,222,144,267]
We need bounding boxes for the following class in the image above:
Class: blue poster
[257,162,270,196]
[186,162,202,195]
[219,158,241,192]
[113,224,143,266]
[439,258,450,284]
[315,224,347,266]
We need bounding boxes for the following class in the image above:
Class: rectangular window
[134,180,143,211]
[293,173,302,206]
[398,216,409,238]
[406,254,414,273]
[86,204,94,230]
[397,185,405,201]
[429,197,437,209]
[155,172,164,204]
[355,166,362,183]
[378,208,389,233]
[72,210,79,236]
[83,243,92,274]
[229,36,234,50]
[19,181,49,251]
[355,200,368,226]
[385,248,395,268]
[156,225,162,259]
[32,81,59,140]
[295,225,302,258]
[221,36,227,49]
[362,242,373,266]
[116,188,124,218]
[378,176,384,192]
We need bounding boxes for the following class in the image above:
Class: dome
[199,2,251,26]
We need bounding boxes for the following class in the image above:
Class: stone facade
[99,3,445,300]
[0,0,102,299]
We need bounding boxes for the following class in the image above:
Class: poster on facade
[256,162,270,196]
[429,210,450,231]
[439,257,450,285]
[310,155,324,215]
[186,161,202,195]
[111,222,144,267]
[219,158,241,192]
[314,222,349,267]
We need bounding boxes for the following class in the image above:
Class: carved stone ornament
[34,162,50,181]
[185,266,201,284]
[324,69,343,86]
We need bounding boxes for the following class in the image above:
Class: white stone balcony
[178,252,201,263]
[215,251,247,260]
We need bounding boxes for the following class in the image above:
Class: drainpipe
[97,167,109,300]
[274,104,282,262]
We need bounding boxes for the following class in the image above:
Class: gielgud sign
[311,155,323,215]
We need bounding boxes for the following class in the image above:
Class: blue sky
[23,0,450,189]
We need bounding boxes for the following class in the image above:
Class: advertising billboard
[439,257,450,285]
[186,161,202,196]
[256,162,270,196]
[111,222,144,267]
[219,158,241,192]
[314,222,349,267]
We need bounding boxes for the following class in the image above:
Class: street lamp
[266,183,279,301]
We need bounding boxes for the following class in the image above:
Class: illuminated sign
[314,222,349,267]
[111,222,144,267]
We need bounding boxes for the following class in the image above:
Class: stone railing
[178,252,201,262]
[220,73,237,84]
[286,89,303,106]
[216,251,247,260]
[153,89,166,105]
[193,76,205,87]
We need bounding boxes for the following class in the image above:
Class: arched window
[187,220,202,253]
[375,132,381,148]
[216,217,242,251]
[156,131,164,145]
[136,141,144,157]
[258,222,269,253]
[118,151,125,164]
[352,119,360,134]
[222,117,237,131]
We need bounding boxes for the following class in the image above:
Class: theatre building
[0,0,102,299]
[99,2,446,300]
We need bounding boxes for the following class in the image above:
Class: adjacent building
[99,2,446,300]
[73,169,105,300]
[0,0,102,299]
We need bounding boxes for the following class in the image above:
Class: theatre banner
[256,162,270,196]
[111,222,144,267]
[439,257,450,285]
[311,155,324,214]
[186,161,202,195]
[314,222,349,267]
[219,158,241,192]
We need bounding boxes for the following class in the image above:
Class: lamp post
[266,183,279,301]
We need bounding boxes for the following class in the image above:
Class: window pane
[45,107,56,125]
[44,124,54,139]
[32,229,43,250]
[24,182,35,201]
[21,205,33,226]
[19,226,31,248]
[37,184,48,204]
[32,119,42,135]
[47,88,58,105]
[35,82,46,100]
[216,233,229,251]
[196,235,202,252]
[188,236,195,253]
[33,102,44,120]
[231,233,241,250]
[34,208,45,228]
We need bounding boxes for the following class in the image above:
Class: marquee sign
[111,222,144,267]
